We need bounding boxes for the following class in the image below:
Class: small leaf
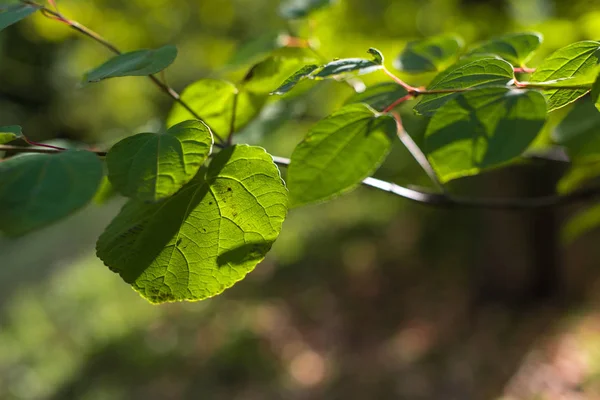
[557,160,600,194]
[271,64,319,95]
[280,0,335,19]
[312,49,384,79]
[167,79,266,136]
[425,87,547,182]
[106,120,213,203]
[414,56,514,116]
[530,41,600,111]
[0,150,103,236]
[0,125,22,144]
[0,3,38,32]
[553,96,600,162]
[288,103,396,206]
[592,73,600,111]
[394,35,463,74]
[96,145,288,304]
[466,32,542,66]
[367,48,384,65]
[562,203,600,244]
[83,45,178,84]
[344,82,408,111]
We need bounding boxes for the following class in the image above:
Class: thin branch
[0,144,106,156]
[382,66,420,92]
[24,1,227,147]
[269,155,600,210]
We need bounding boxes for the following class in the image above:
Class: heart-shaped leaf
[106,120,213,203]
[97,145,288,304]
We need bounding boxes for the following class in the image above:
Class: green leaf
[226,32,286,67]
[425,87,547,182]
[592,73,600,111]
[0,125,22,144]
[106,120,213,203]
[167,79,266,136]
[96,145,288,304]
[271,64,319,95]
[0,150,103,236]
[557,160,600,193]
[466,32,542,66]
[83,45,178,84]
[280,0,335,19]
[553,96,600,162]
[394,35,463,74]
[312,48,384,80]
[530,41,600,111]
[562,203,600,244]
[288,103,396,206]
[414,56,514,116]
[0,3,38,32]
[344,82,408,111]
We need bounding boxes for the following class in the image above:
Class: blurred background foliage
[2,0,600,399]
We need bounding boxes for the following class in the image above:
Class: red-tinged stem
[22,135,67,151]
[382,67,420,92]
[383,94,414,113]
[514,66,536,74]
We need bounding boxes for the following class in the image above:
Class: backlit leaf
[344,82,408,111]
[83,45,178,84]
[280,0,335,19]
[530,41,600,111]
[425,87,547,182]
[0,125,21,144]
[414,56,514,116]
[106,120,213,202]
[271,64,319,95]
[288,103,396,206]
[96,145,288,304]
[394,35,463,73]
[466,32,542,66]
[0,150,103,236]
[562,203,600,244]
[557,160,600,194]
[553,96,600,162]
[167,79,267,137]
[593,73,600,111]
[312,48,384,79]
[0,3,37,32]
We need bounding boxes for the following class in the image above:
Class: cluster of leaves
[1,0,600,304]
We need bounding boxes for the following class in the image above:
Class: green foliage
[0,125,21,144]
[83,45,178,84]
[414,56,514,116]
[466,33,542,66]
[0,3,37,32]
[0,150,103,236]
[279,0,335,19]
[425,87,547,182]
[287,104,396,206]
[530,41,600,111]
[96,145,288,303]
[167,79,266,136]
[106,120,213,203]
[553,96,600,162]
[312,48,384,79]
[394,35,463,74]
[271,64,319,95]
[344,82,408,111]
[593,73,600,111]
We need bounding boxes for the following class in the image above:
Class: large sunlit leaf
[106,120,213,203]
[96,145,288,304]
[344,82,408,111]
[394,35,463,73]
[167,79,267,137]
[466,32,542,66]
[288,103,396,206]
[414,56,514,116]
[83,45,178,84]
[530,41,600,111]
[0,150,103,236]
[0,125,21,144]
[425,87,547,182]
[279,0,336,19]
[553,96,600,162]
[0,3,38,32]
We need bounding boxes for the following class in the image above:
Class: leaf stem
[382,66,420,92]
[0,144,106,156]
[23,0,227,147]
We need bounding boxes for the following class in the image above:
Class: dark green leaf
[593,73,600,112]
[167,79,267,136]
[280,0,335,19]
[0,3,37,32]
[312,49,384,79]
[0,150,103,236]
[553,96,600,162]
[466,32,542,66]
[0,125,21,144]
[394,35,463,74]
[106,120,213,202]
[96,145,288,304]
[83,45,178,84]
[530,41,600,111]
[288,103,396,206]
[414,56,514,116]
[226,32,286,67]
[271,64,319,95]
[344,82,408,111]
[425,87,547,182]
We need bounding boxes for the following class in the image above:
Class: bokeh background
[2,0,600,399]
